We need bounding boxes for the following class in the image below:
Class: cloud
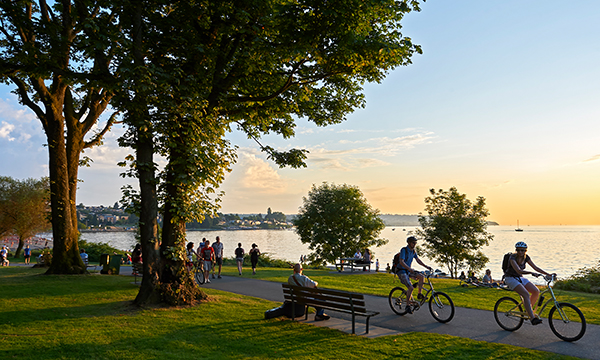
[235,150,288,193]
[0,121,15,141]
[582,154,600,163]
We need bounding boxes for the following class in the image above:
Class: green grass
[221,265,600,325]
[0,266,579,359]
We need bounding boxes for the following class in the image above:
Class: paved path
[202,274,599,360]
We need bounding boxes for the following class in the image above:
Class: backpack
[501,252,513,274]
[392,249,409,274]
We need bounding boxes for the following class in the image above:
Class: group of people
[391,236,554,325]
[0,245,9,266]
[353,248,375,271]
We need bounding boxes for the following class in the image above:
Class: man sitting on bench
[288,263,330,321]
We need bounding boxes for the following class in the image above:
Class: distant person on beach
[235,243,245,275]
[376,259,379,272]
[185,242,196,273]
[504,241,556,326]
[212,236,223,279]
[80,249,89,266]
[249,243,261,275]
[132,244,142,264]
[200,240,215,283]
[24,245,31,265]
[288,263,330,321]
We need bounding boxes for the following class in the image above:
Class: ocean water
[80,225,600,280]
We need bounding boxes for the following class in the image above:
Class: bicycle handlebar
[531,273,556,282]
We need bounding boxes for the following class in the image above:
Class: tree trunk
[13,237,24,258]
[45,118,86,274]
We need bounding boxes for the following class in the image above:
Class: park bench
[334,257,372,272]
[132,262,143,284]
[282,283,379,334]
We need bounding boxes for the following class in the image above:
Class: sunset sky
[1,1,599,225]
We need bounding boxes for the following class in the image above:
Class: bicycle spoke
[494,297,524,331]
[429,291,454,323]
[549,302,586,342]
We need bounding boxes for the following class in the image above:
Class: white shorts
[504,276,531,290]
[203,260,212,271]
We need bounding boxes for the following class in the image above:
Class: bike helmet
[515,241,528,249]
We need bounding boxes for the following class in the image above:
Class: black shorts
[215,257,223,266]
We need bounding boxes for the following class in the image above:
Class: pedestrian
[249,243,261,275]
[212,236,224,279]
[24,245,31,265]
[375,259,379,272]
[200,240,215,283]
[235,243,245,275]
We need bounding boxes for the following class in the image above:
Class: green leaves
[416,187,493,278]
[294,182,387,265]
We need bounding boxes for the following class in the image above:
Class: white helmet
[515,241,528,249]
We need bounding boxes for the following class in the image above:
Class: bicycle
[193,260,205,285]
[388,271,455,323]
[494,274,586,342]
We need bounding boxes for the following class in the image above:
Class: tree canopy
[294,183,387,265]
[0,176,50,257]
[415,187,493,278]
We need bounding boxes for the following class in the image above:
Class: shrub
[555,261,600,294]
[78,239,126,263]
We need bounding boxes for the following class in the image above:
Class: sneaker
[531,317,542,326]
[315,314,330,321]
[406,305,413,314]
[206,279,211,284]
[218,275,222,279]
[212,274,215,279]
[417,293,425,301]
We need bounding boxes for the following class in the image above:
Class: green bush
[555,261,600,294]
[78,239,126,263]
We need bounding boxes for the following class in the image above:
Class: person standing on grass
[249,243,261,275]
[200,240,215,283]
[212,236,224,279]
[235,243,245,275]
[23,245,31,265]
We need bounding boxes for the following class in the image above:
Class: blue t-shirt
[24,248,31,256]
[397,246,418,274]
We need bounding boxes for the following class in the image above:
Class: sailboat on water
[515,220,523,232]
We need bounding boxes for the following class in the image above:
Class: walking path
[201,274,599,360]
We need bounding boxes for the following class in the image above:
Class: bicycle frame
[504,275,570,322]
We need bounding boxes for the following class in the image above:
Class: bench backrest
[282,283,367,313]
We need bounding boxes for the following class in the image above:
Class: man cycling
[395,236,432,313]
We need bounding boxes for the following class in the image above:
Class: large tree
[0,176,51,258]
[415,187,493,278]
[0,1,121,273]
[113,0,423,305]
[294,183,387,265]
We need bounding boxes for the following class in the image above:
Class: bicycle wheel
[494,296,524,331]
[388,286,410,315]
[429,291,455,323]
[194,263,205,285]
[548,302,586,342]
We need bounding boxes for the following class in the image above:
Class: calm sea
[80,225,600,280]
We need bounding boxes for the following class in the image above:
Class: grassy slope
[0,267,582,359]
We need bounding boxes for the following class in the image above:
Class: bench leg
[352,314,356,334]
[366,315,371,334]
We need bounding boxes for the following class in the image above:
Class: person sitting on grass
[288,263,330,321]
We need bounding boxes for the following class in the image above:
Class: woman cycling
[504,241,555,325]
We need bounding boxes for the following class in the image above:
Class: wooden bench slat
[282,283,379,334]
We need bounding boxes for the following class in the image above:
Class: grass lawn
[0,266,582,359]
[219,265,600,325]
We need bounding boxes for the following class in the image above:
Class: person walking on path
[23,245,31,265]
[288,263,330,321]
[235,243,245,275]
[212,236,224,279]
[504,241,556,326]
[249,243,261,275]
[200,240,215,284]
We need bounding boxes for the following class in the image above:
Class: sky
[1,1,599,226]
